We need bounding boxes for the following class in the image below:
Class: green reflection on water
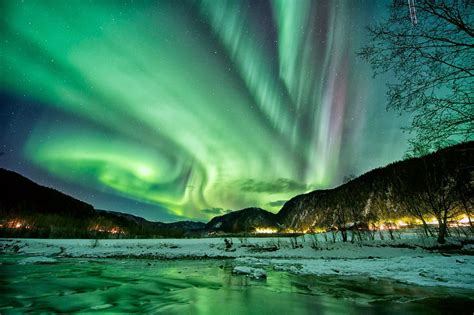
[0,257,473,314]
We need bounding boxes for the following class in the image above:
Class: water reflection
[0,257,472,314]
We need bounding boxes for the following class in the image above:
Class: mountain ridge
[0,168,205,238]
[1,141,472,239]
[205,141,473,240]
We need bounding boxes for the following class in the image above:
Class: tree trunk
[341,229,347,242]
[419,217,432,237]
[437,221,447,244]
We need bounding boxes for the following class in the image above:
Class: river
[0,256,473,314]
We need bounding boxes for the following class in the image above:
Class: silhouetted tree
[392,161,434,237]
[360,0,473,152]
[454,161,474,230]
[333,202,349,242]
[410,146,471,243]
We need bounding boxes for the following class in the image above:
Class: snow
[233,266,267,279]
[237,256,474,289]
[1,234,473,289]
[18,256,58,265]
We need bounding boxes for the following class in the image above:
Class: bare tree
[416,146,472,243]
[333,203,349,242]
[360,0,474,152]
[454,163,474,230]
[420,156,462,243]
[392,163,434,237]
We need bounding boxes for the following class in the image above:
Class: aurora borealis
[0,0,410,221]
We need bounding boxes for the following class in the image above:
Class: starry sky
[0,0,410,222]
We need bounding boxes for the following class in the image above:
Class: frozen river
[1,256,473,314]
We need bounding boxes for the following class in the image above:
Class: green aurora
[0,0,410,221]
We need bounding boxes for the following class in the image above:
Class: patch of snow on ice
[18,256,57,265]
[233,266,267,279]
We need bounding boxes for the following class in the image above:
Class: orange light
[255,227,277,234]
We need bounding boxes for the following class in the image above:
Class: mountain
[1,141,472,241]
[203,141,472,242]
[96,209,166,229]
[206,207,278,233]
[97,210,206,231]
[0,169,205,238]
[166,221,207,230]
[0,168,95,218]
[275,141,473,242]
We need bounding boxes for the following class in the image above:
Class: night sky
[0,0,411,222]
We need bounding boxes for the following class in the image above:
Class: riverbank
[1,235,473,289]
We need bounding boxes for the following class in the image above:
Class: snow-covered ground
[1,234,473,289]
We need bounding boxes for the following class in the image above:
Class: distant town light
[255,227,278,234]
[4,220,26,229]
[89,224,122,234]
[458,216,470,224]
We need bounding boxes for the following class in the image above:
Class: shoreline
[2,236,473,290]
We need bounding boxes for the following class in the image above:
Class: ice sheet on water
[18,256,57,265]
[233,266,267,279]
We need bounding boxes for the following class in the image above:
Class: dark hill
[97,210,206,231]
[276,141,473,242]
[0,169,205,238]
[0,168,95,218]
[206,207,277,233]
[205,141,472,239]
[1,141,471,241]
